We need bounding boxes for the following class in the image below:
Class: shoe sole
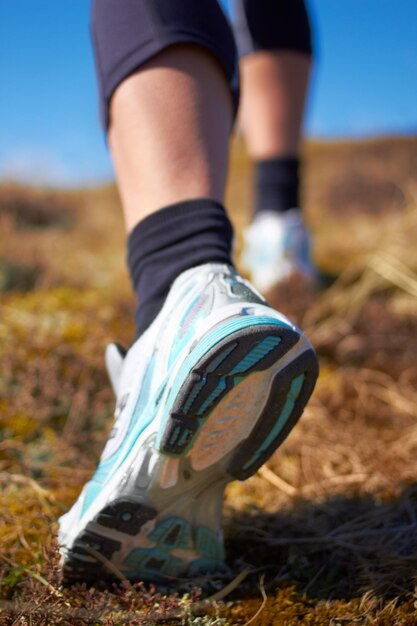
[62,319,318,585]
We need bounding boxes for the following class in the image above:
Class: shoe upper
[101,263,270,462]
[60,263,291,540]
[242,209,317,292]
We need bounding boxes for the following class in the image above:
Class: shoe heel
[159,321,317,466]
[227,348,318,480]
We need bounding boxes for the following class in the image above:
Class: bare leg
[108,44,233,232]
[60,17,319,588]
[239,51,316,291]
[239,50,311,159]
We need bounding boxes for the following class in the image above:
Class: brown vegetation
[1,136,417,625]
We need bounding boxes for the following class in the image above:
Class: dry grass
[1,136,417,625]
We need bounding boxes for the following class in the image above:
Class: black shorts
[91,0,313,129]
[221,0,313,57]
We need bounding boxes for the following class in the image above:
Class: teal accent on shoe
[157,315,288,451]
[125,356,157,438]
[196,336,280,417]
[123,547,182,578]
[91,358,160,487]
[187,527,226,575]
[178,428,192,447]
[206,343,237,372]
[82,318,289,520]
[79,377,162,518]
[121,518,224,579]
[172,425,181,443]
[168,293,210,369]
[229,336,281,375]
[149,517,190,549]
[242,373,305,471]
[197,378,227,416]
[182,344,237,413]
[195,527,225,561]
[182,378,205,413]
[80,481,102,518]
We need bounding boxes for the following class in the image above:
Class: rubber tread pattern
[228,349,319,480]
[63,531,122,585]
[161,325,299,456]
[62,325,318,586]
[122,517,224,581]
[96,500,157,535]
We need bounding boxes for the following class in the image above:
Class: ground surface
[1,136,417,625]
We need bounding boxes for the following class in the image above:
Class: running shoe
[59,263,318,584]
[242,209,317,293]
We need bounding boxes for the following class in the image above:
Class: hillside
[1,136,417,625]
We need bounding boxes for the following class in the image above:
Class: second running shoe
[242,209,317,293]
[59,263,318,583]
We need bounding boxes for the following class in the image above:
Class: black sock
[254,157,300,215]
[127,198,234,335]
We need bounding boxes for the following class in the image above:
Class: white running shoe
[59,263,318,584]
[242,209,317,293]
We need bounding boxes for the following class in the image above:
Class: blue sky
[0,0,416,186]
